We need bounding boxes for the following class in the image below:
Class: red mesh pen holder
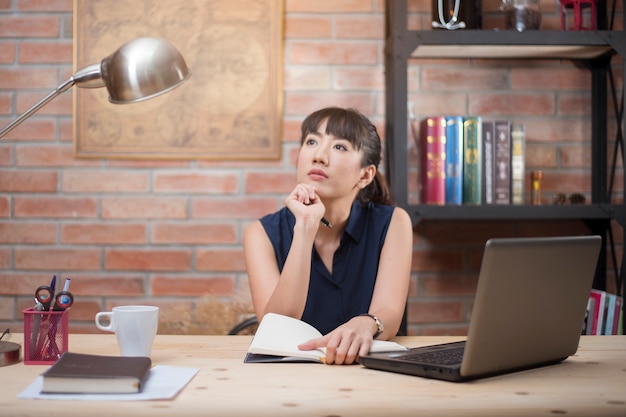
[23,307,70,365]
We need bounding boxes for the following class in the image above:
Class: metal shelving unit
[384,0,625,332]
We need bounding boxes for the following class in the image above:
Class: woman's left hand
[297,316,375,365]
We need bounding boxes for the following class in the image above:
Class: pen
[304,201,332,228]
[59,277,71,305]
[30,298,44,359]
[49,275,56,294]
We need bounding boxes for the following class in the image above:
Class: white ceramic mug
[95,305,159,357]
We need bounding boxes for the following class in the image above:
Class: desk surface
[1,334,625,417]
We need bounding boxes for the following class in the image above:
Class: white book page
[248,313,324,359]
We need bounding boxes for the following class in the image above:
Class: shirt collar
[344,201,368,244]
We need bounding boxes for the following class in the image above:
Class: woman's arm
[366,206,413,338]
[245,184,326,320]
[298,206,413,364]
[244,205,321,320]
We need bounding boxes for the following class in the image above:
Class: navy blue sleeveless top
[259,201,394,335]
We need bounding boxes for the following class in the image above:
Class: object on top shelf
[510,123,526,205]
[569,193,587,204]
[559,0,596,30]
[501,0,542,31]
[553,193,588,205]
[530,170,543,205]
[431,0,482,30]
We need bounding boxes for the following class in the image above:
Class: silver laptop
[360,235,601,382]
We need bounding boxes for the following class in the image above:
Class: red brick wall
[0,0,623,335]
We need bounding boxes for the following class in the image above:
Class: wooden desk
[1,334,625,416]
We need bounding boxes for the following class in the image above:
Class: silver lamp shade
[100,37,191,104]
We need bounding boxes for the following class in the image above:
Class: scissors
[35,277,73,311]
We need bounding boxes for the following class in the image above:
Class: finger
[298,334,329,351]
[324,344,337,365]
[336,341,361,365]
[286,185,309,205]
[358,343,371,362]
[327,337,352,365]
[297,339,318,351]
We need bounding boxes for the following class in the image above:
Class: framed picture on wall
[73,0,283,160]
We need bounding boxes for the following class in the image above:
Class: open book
[244,313,409,363]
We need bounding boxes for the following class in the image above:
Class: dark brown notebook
[41,352,152,394]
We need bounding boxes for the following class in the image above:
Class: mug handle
[95,312,114,332]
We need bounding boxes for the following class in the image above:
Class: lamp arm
[0,77,75,139]
[0,63,105,140]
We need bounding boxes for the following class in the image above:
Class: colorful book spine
[482,120,495,205]
[614,296,622,335]
[618,299,624,335]
[585,296,595,335]
[419,116,446,205]
[462,116,482,205]
[510,123,525,205]
[604,293,617,335]
[445,116,463,205]
[494,120,512,205]
[589,289,606,335]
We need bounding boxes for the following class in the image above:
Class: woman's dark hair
[300,107,392,205]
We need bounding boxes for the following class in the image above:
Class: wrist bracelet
[359,313,384,339]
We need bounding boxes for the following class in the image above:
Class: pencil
[321,217,332,228]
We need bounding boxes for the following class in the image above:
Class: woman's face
[296,119,369,200]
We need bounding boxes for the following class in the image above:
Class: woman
[244,107,412,365]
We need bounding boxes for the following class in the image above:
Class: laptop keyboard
[403,346,465,366]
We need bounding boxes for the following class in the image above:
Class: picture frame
[73,0,283,160]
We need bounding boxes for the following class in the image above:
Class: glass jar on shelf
[501,0,542,31]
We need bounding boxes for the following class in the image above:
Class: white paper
[17,365,199,401]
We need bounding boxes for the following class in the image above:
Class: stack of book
[582,289,623,335]
[412,115,525,206]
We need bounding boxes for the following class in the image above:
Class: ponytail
[358,171,393,205]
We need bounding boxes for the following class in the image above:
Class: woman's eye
[334,143,347,151]
[305,138,317,146]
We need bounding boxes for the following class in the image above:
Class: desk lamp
[0,37,191,139]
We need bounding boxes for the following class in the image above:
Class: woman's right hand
[285,183,326,228]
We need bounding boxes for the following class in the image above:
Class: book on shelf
[584,296,595,335]
[615,296,622,335]
[589,289,606,335]
[418,116,446,205]
[462,116,482,205]
[584,289,623,335]
[445,116,464,205]
[494,120,512,205]
[409,113,522,207]
[482,120,496,204]
[618,301,624,335]
[41,352,152,394]
[604,293,618,335]
[510,123,525,205]
[244,313,409,364]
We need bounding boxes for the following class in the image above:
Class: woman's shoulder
[364,202,411,230]
[361,201,396,218]
[259,207,295,236]
[260,206,291,223]
[390,205,412,227]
